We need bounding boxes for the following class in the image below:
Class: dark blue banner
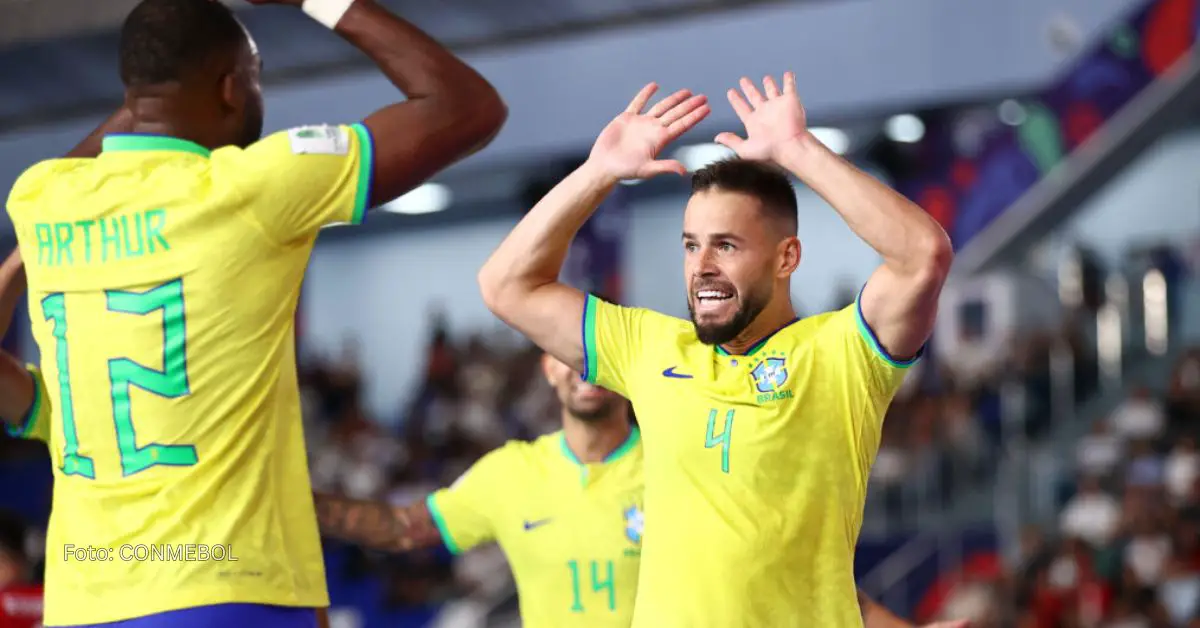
[563,186,629,303]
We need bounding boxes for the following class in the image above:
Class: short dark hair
[119,0,246,87]
[691,159,798,234]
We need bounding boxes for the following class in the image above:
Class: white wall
[303,186,883,421]
[1055,129,1200,264]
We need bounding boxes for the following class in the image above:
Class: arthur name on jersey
[32,208,170,267]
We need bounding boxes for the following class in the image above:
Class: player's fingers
[626,83,659,114]
[641,159,688,177]
[714,131,744,150]
[727,89,753,120]
[739,77,764,107]
[647,89,693,119]
[763,75,781,99]
[666,103,710,137]
[783,71,797,94]
[659,94,707,127]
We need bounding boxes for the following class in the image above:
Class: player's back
[6,127,373,625]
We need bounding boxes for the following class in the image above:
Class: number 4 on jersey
[705,409,734,474]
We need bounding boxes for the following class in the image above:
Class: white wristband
[302,0,356,29]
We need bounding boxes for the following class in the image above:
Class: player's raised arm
[716,73,952,360]
[249,0,506,207]
[478,84,708,371]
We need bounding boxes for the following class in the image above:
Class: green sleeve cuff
[425,493,461,555]
[581,294,600,384]
[6,367,43,439]
[854,290,922,369]
[349,123,375,226]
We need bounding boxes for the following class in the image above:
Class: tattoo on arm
[313,492,442,553]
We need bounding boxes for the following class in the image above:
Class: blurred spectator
[1061,476,1122,548]
[1165,437,1198,507]
[1109,388,1166,443]
[1078,419,1124,479]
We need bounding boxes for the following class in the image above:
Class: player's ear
[539,353,558,385]
[777,236,801,277]
[219,72,241,113]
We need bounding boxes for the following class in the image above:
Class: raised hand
[715,72,808,163]
[587,83,709,180]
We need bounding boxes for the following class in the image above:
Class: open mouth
[694,289,734,312]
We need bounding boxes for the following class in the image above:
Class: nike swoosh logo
[523,518,552,531]
[662,367,693,379]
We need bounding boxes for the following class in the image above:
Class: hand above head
[715,72,809,163]
[586,83,710,181]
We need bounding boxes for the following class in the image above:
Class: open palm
[589,83,710,180]
[716,73,808,162]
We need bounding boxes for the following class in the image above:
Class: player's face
[541,354,620,422]
[682,189,784,345]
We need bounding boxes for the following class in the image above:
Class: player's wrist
[578,158,624,188]
[773,133,826,173]
[302,0,357,29]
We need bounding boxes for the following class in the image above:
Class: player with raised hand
[478,72,953,627]
[2,0,504,625]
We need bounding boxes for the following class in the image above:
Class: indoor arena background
[2,0,1200,626]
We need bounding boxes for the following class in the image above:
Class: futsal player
[316,352,644,627]
[1,0,505,625]
[478,74,954,627]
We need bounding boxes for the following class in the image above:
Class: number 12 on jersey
[41,279,197,479]
[705,409,734,474]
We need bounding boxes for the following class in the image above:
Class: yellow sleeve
[233,123,375,243]
[425,448,509,554]
[581,294,673,398]
[6,365,51,443]
[818,296,922,480]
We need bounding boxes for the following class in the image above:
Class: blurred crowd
[924,347,1200,627]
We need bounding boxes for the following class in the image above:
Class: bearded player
[2,0,504,624]
[478,74,953,627]
[316,352,644,627]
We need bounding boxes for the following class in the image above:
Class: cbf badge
[750,352,794,403]
[751,356,788,393]
[623,505,643,545]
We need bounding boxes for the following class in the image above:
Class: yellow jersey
[581,294,915,628]
[427,429,644,628]
[5,125,374,626]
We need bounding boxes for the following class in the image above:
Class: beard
[688,283,771,346]
[566,397,618,422]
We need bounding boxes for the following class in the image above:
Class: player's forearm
[64,107,134,159]
[0,250,26,339]
[478,161,616,308]
[335,0,505,201]
[312,491,440,553]
[859,590,913,628]
[0,350,34,427]
[776,133,951,278]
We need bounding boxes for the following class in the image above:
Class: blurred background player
[1,0,504,625]
[314,352,645,627]
[478,74,952,627]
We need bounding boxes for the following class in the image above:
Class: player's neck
[719,298,798,355]
[561,415,633,464]
[125,89,212,148]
